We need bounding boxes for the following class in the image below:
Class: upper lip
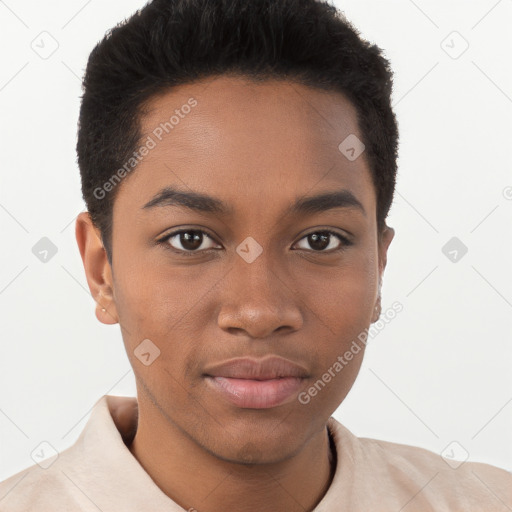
[203,356,309,380]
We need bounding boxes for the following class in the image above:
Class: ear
[75,212,119,325]
[371,225,395,323]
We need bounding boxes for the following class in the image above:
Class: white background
[0,0,511,481]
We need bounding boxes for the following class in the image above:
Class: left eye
[294,230,350,252]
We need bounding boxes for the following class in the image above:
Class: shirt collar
[74,394,355,511]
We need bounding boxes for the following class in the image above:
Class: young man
[1,0,510,510]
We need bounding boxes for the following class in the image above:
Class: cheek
[113,260,187,332]
[302,251,378,333]
[112,271,198,406]
[112,263,210,380]
[300,248,378,391]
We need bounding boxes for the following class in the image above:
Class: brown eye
[294,230,351,252]
[162,229,219,253]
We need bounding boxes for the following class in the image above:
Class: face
[77,75,394,464]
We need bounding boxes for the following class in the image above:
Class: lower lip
[205,376,305,409]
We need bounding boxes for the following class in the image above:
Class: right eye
[158,229,222,256]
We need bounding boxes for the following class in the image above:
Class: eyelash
[157,228,353,257]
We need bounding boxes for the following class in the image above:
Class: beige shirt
[1,395,510,511]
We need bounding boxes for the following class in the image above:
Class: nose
[217,251,304,339]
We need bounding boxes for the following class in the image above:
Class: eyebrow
[142,187,366,217]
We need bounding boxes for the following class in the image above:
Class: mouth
[202,355,310,409]
[204,375,306,409]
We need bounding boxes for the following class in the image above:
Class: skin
[76,75,394,512]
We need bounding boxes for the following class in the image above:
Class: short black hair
[77,0,399,265]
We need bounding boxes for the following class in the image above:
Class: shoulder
[327,417,512,510]
[0,461,86,510]
[0,396,115,511]
[367,436,511,508]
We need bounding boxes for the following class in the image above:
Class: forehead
[117,75,375,222]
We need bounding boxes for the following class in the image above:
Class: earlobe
[94,275,119,325]
[378,225,395,274]
[372,225,395,323]
[371,276,382,323]
[371,294,382,323]
[75,212,119,325]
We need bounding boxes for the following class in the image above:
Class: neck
[128,397,336,512]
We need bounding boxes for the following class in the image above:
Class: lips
[203,356,309,380]
[203,356,309,409]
